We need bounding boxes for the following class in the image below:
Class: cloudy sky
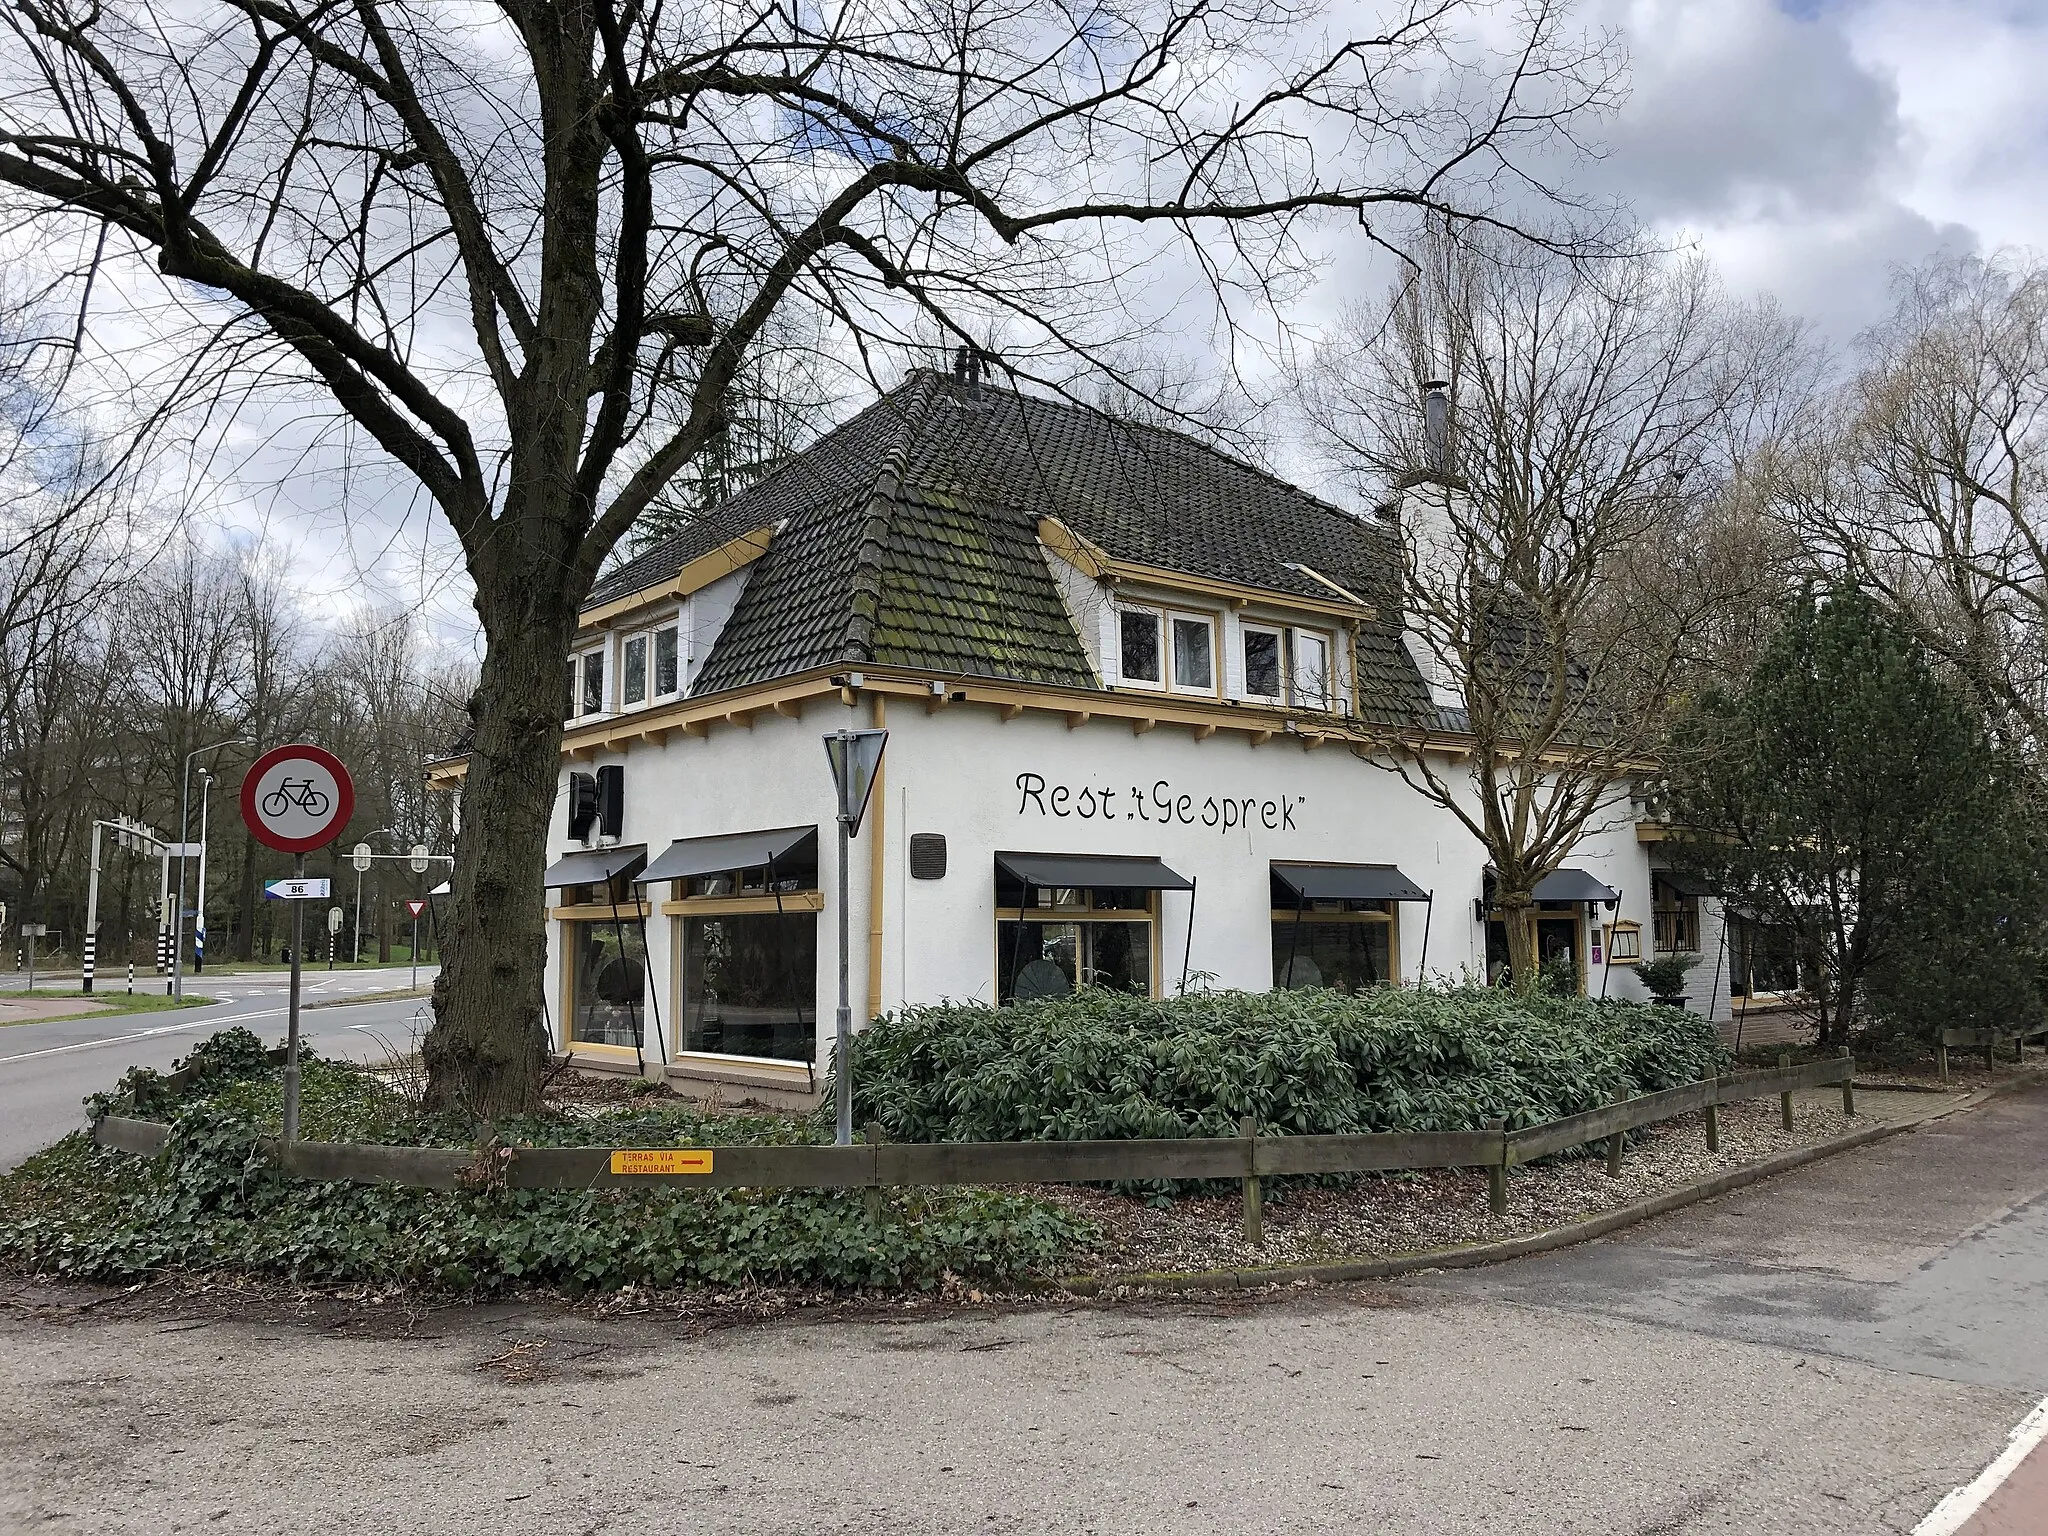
[137,0,2048,648]
[1591,0,2044,334]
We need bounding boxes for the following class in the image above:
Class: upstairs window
[1118,604,1218,695]
[1291,628,1332,711]
[1170,615,1215,693]
[654,625,680,697]
[1242,624,1283,702]
[1120,607,1163,686]
[567,647,607,719]
[622,633,649,707]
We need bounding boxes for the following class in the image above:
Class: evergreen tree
[1669,586,2046,1050]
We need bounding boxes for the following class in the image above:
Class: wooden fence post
[1704,1101,1720,1154]
[1606,1093,1626,1177]
[1485,1118,1507,1216]
[1240,1115,1263,1247]
[1779,1053,1795,1131]
[1939,1038,1950,1086]
[1840,1050,1855,1117]
[862,1124,884,1224]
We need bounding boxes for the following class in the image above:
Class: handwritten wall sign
[1015,772,1306,835]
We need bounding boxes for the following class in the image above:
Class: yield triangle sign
[823,729,888,839]
[406,900,427,919]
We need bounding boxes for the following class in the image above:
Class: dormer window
[1291,628,1332,711]
[1242,624,1284,702]
[1117,603,1218,695]
[1119,607,1162,686]
[654,625,680,697]
[1171,616,1215,692]
[622,633,649,706]
[566,646,607,720]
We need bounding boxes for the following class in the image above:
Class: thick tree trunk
[422,585,579,1119]
[1499,895,1539,992]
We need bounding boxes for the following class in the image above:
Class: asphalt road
[0,966,437,1170]
[2,1081,2045,1532]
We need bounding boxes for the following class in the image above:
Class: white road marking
[1915,1393,2048,1535]
[0,994,417,1068]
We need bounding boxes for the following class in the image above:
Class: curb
[1056,1081,2034,1298]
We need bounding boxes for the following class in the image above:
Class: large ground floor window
[678,910,817,1062]
[1272,901,1394,991]
[996,876,1156,1002]
[564,919,648,1048]
[1727,914,1811,999]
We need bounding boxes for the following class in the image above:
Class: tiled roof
[605,369,1431,725]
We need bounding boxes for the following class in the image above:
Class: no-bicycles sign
[241,743,355,853]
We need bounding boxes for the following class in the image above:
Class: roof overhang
[579,523,778,631]
[1037,516,1377,623]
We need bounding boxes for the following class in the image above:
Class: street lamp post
[172,737,244,1000]
[352,828,393,963]
[193,770,212,973]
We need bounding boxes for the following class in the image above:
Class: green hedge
[853,986,1728,1143]
[0,1032,1091,1292]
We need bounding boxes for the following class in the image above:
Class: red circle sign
[240,744,355,853]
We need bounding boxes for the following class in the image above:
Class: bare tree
[1780,253,2048,756]
[0,0,1622,1110]
[1307,226,1806,984]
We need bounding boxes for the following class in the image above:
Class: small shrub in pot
[1634,954,1699,1006]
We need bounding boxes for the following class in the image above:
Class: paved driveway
[3,1084,2045,1533]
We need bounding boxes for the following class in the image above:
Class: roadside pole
[822,726,886,1147]
[240,743,355,1146]
[82,821,102,995]
[286,853,305,1140]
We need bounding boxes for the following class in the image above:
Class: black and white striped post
[81,932,95,994]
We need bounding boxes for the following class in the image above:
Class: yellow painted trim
[1288,563,1370,609]
[550,901,653,921]
[423,664,1620,786]
[1037,516,1376,621]
[579,525,778,631]
[660,891,825,916]
[669,1049,818,1080]
[1036,515,1111,579]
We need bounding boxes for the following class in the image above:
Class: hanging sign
[241,744,355,853]
[264,878,332,901]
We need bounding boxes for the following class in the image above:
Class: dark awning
[1652,868,1716,898]
[995,851,1194,892]
[1532,867,1620,903]
[543,844,647,889]
[637,825,818,885]
[1272,863,1431,903]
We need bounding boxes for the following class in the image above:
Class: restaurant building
[522,366,1731,1101]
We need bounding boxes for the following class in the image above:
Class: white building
[515,369,1739,1102]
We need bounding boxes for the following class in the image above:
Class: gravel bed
[1042,1096,1863,1279]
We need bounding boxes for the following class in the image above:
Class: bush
[853,985,1727,1143]
[1,1042,1093,1293]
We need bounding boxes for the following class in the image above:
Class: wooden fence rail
[89,1055,1856,1242]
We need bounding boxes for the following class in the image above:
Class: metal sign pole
[83,821,103,995]
[411,916,419,991]
[285,852,305,1142]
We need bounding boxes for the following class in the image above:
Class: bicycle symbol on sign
[261,778,331,819]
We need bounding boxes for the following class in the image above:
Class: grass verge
[0,990,214,1025]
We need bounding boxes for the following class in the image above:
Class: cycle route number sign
[240,743,355,854]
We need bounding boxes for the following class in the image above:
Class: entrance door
[1485,909,1584,992]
